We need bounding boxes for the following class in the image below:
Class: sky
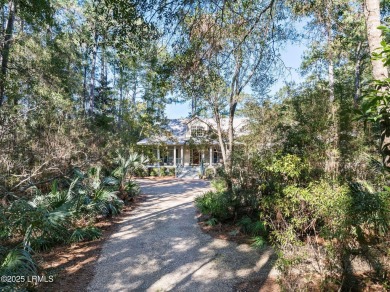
[165,41,307,119]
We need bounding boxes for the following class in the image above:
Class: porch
[152,145,222,167]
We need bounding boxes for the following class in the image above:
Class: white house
[136,116,247,178]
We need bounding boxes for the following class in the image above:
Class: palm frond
[0,248,37,276]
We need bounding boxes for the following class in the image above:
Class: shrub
[134,168,147,177]
[0,165,128,287]
[70,226,102,243]
[150,168,160,176]
[161,167,167,176]
[205,168,215,179]
[215,166,226,178]
[206,218,218,226]
[125,181,141,199]
[112,153,148,196]
[211,178,227,192]
[0,248,37,279]
[251,236,266,249]
[6,196,73,251]
[195,190,235,221]
[266,154,305,181]
[261,177,390,290]
[238,215,266,236]
[87,188,124,217]
[168,167,176,176]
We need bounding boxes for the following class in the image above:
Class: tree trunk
[100,45,105,85]
[213,101,227,166]
[118,65,124,128]
[353,42,363,108]
[83,50,88,114]
[225,100,237,192]
[364,0,388,80]
[0,6,6,64]
[223,49,242,192]
[0,0,16,107]
[132,69,137,105]
[100,41,107,112]
[191,96,197,116]
[324,0,339,177]
[364,0,390,168]
[89,29,98,115]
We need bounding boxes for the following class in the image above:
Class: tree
[0,0,53,106]
[290,0,371,177]
[363,0,390,168]
[0,0,172,197]
[174,0,288,191]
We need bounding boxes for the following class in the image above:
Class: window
[163,148,174,165]
[191,125,206,137]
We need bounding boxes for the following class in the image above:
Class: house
[136,116,247,178]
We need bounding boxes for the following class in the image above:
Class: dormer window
[191,125,206,137]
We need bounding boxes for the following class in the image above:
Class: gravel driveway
[88,179,277,292]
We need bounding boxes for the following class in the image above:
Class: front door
[191,149,200,165]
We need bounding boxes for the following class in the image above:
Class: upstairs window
[191,125,206,137]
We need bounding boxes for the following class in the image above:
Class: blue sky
[165,41,307,119]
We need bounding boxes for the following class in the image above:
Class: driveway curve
[88,179,277,292]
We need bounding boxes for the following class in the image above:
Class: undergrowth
[0,153,147,290]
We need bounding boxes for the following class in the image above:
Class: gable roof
[137,117,248,146]
[183,116,212,127]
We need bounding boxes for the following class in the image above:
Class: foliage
[195,190,235,222]
[111,153,148,200]
[0,0,170,206]
[150,168,160,176]
[205,218,218,227]
[205,168,215,179]
[173,0,290,191]
[266,154,307,182]
[259,164,389,289]
[125,181,141,199]
[70,226,102,243]
[251,236,266,249]
[134,167,148,177]
[237,216,266,236]
[232,14,389,287]
[160,167,167,176]
[87,188,123,217]
[210,178,227,193]
[359,25,390,124]
[168,167,176,176]
[0,247,37,290]
[0,162,139,289]
[0,248,37,277]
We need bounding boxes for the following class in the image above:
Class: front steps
[176,166,200,179]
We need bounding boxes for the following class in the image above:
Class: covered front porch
[154,144,222,168]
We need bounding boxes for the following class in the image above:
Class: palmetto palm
[112,153,148,200]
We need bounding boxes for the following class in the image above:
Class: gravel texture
[88,179,277,292]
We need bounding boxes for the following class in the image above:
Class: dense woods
[0,0,389,290]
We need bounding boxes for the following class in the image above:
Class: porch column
[209,146,213,165]
[181,145,184,165]
[173,146,177,166]
[157,147,160,166]
[157,146,161,176]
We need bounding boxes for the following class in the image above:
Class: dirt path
[88,179,277,292]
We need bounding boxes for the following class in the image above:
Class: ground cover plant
[0,153,146,290]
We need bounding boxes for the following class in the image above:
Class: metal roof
[137,117,248,146]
